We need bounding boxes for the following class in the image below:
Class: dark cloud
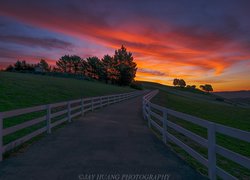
[138,68,166,76]
[0,0,250,79]
[0,35,73,50]
[0,47,21,59]
[0,23,6,27]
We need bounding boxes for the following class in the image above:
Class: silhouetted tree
[56,55,70,73]
[200,84,213,93]
[79,59,89,77]
[179,79,186,87]
[102,54,119,84]
[173,78,186,87]
[173,78,179,86]
[114,45,137,85]
[14,60,22,71]
[71,55,81,74]
[38,59,50,72]
[56,55,83,74]
[13,60,34,71]
[5,65,14,71]
[86,56,104,80]
[6,45,138,87]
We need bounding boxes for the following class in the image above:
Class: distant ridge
[214,91,250,99]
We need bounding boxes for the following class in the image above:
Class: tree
[114,45,137,85]
[14,60,22,71]
[5,65,14,71]
[173,78,179,86]
[71,55,81,74]
[102,54,119,84]
[173,78,186,87]
[56,55,82,74]
[79,59,89,77]
[86,56,104,80]
[38,59,50,72]
[200,84,213,93]
[56,55,70,73]
[5,45,138,87]
[13,60,34,71]
[178,79,186,87]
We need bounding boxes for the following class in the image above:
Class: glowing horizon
[0,1,250,91]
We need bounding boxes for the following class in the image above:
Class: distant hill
[214,90,250,98]
[214,91,250,107]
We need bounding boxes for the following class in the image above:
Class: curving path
[0,94,206,180]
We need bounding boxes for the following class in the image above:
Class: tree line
[173,78,213,92]
[5,46,137,86]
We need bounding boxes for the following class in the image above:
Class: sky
[0,0,250,91]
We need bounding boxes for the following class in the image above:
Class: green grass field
[142,82,250,179]
[0,72,133,111]
[0,72,134,154]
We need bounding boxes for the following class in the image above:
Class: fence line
[0,90,142,161]
[143,90,250,180]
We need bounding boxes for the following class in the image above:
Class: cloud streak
[0,0,250,90]
[138,68,166,76]
[0,35,73,50]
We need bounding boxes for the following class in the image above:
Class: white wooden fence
[143,90,250,180]
[0,91,142,161]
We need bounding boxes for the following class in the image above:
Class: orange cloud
[0,2,250,91]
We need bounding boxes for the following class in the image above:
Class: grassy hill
[142,81,250,131]
[0,72,134,111]
[0,72,134,154]
[142,82,250,179]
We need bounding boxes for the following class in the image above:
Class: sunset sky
[0,0,250,91]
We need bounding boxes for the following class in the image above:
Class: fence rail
[143,90,250,180]
[0,90,142,161]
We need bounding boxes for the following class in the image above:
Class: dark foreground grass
[144,83,250,179]
[0,72,134,157]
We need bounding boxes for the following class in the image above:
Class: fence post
[108,96,110,105]
[46,104,51,134]
[81,98,84,116]
[208,122,216,180]
[162,109,168,144]
[0,113,3,161]
[67,102,71,123]
[91,98,94,111]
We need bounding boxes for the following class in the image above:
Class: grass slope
[143,82,250,179]
[0,72,133,111]
[0,72,134,152]
[143,82,250,130]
